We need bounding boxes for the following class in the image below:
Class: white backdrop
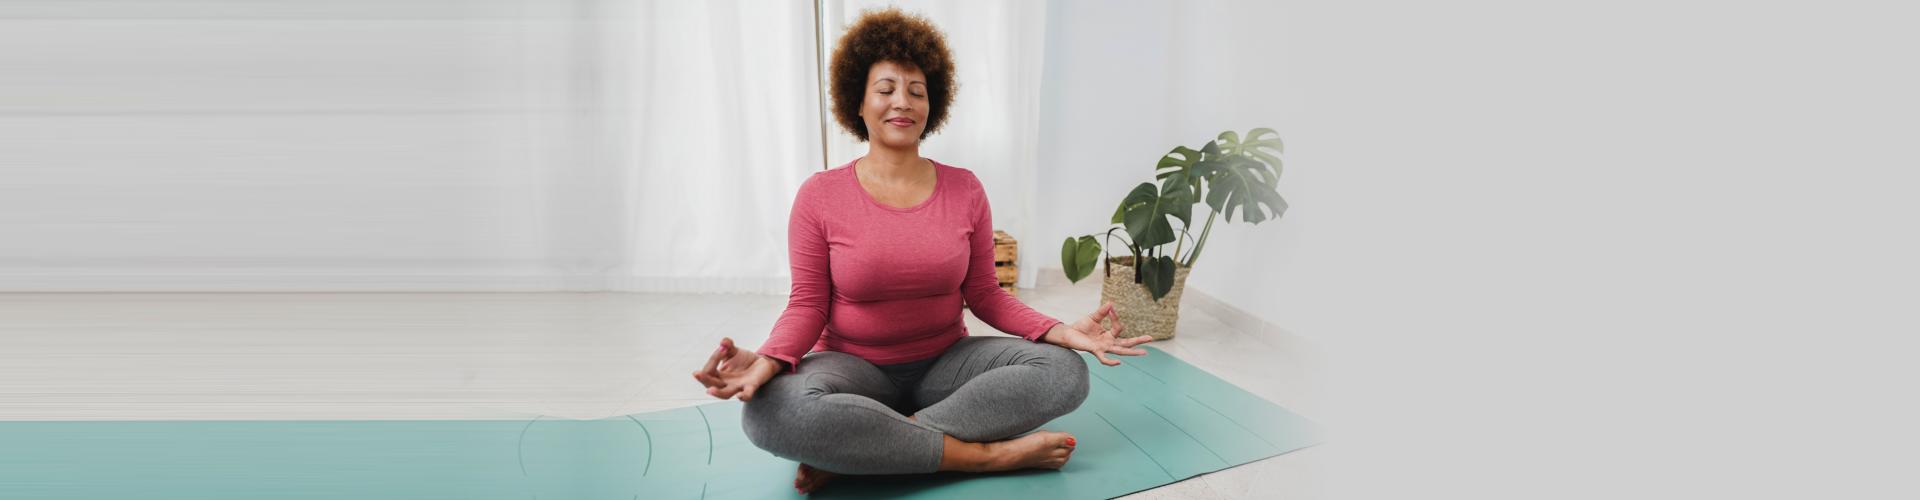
[0,0,1048,294]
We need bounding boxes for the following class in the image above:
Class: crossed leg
[740,338,1091,493]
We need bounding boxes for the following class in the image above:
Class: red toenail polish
[1066,437,1076,446]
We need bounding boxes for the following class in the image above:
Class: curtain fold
[603,0,827,294]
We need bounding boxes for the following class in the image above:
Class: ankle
[976,440,1019,472]
[939,436,998,472]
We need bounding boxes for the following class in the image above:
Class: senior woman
[690,9,1151,494]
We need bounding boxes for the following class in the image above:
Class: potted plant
[1060,128,1289,340]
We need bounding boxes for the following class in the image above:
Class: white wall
[1036,0,1178,275]
[1037,1,1920,498]
[1038,0,1307,333]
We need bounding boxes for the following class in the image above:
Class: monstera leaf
[1191,155,1288,224]
[1138,255,1178,300]
[1059,235,1102,283]
[1153,145,1206,202]
[1111,179,1192,250]
[1216,128,1284,183]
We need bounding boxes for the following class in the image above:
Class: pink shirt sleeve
[756,175,831,372]
[960,176,1063,342]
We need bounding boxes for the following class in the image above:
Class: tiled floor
[0,277,1323,498]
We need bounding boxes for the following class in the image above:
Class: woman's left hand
[1042,301,1154,366]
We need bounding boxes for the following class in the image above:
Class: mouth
[885,117,917,128]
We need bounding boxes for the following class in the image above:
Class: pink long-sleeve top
[756,158,1063,371]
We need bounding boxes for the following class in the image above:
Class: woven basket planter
[1100,256,1191,340]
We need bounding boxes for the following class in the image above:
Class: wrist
[756,355,787,376]
[1040,322,1070,345]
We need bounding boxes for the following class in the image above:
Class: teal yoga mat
[0,346,1322,499]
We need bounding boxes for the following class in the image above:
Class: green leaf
[1222,128,1284,184]
[1075,236,1101,280]
[1116,181,1192,250]
[1140,255,1177,300]
[1159,173,1193,230]
[1201,139,1224,158]
[1061,238,1085,283]
[1061,236,1102,283]
[1196,156,1285,224]
[1154,146,1206,202]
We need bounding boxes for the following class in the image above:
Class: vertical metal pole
[813,0,831,171]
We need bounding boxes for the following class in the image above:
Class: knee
[1031,344,1090,415]
[740,397,780,454]
[740,381,807,457]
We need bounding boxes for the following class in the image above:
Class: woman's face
[860,60,930,148]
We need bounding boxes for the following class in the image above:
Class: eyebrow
[873,77,927,85]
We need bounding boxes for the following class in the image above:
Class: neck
[861,142,925,180]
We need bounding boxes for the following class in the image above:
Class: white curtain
[819,0,1051,289]
[599,1,827,294]
[0,0,1045,294]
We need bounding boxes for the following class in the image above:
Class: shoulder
[933,160,986,197]
[796,161,855,200]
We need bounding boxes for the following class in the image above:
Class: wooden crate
[995,264,1020,284]
[993,230,1018,263]
[967,230,1020,307]
[992,230,1018,287]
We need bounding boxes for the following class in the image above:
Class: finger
[1090,301,1114,321]
[1110,346,1149,356]
[739,383,759,402]
[713,383,742,400]
[1119,334,1153,347]
[1094,350,1120,366]
[717,337,740,367]
[1107,306,1126,332]
[700,341,729,376]
[692,371,727,389]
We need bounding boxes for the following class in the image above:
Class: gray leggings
[740,336,1090,474]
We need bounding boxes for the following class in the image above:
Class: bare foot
[980,431,1077,471]
[794,463,837,494]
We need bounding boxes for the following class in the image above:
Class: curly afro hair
[829,8,956,142]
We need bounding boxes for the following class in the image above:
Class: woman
[690,9,1151,494]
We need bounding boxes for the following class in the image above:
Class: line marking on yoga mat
[624,415,653,477]
[515,416,541,478]
[1090,370,1126,393]
[1124,359,1168,385]
[1094,411,1175,481]
[1186,394,1279,451]
[1140,403,1227,465]
[700,482,708,500]
[695,405,714,465]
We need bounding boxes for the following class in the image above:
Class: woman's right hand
[691,337,782,401]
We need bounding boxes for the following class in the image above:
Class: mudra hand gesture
[691,337,782,401]
[1042,301,1154,366]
